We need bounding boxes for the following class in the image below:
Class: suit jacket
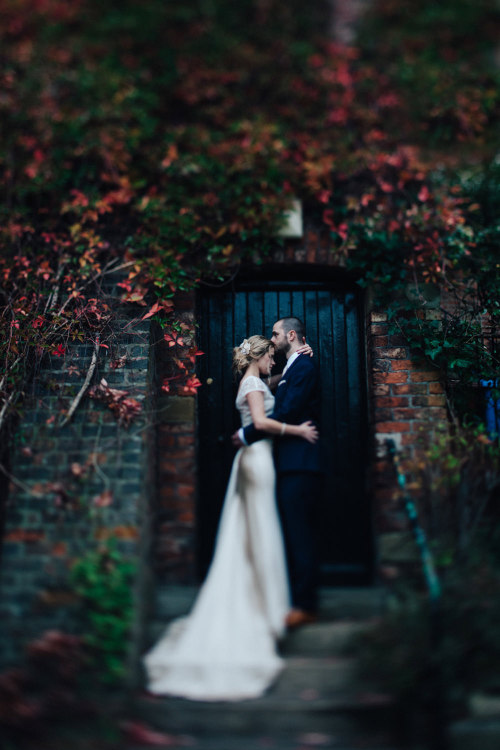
[243,353,323,474]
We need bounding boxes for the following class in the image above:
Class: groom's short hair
[279,317,305,342]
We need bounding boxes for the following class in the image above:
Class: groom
[233,317,323,628]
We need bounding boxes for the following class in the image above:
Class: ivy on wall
[0,0,498,434]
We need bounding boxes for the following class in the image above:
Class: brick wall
[0,276,154,668]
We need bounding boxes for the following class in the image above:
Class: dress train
[143,439,289,701]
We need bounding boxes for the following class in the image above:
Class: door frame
[196,264,374,585]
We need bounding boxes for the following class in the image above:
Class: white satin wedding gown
[143,375,290,701]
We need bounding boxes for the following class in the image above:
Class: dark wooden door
[197,276,372,585]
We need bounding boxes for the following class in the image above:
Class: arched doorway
[197,269,372,585]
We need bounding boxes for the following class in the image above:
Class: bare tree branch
[0,462,45,499]
[59,338,100,427]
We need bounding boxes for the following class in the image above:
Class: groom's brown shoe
[285,609,318,629]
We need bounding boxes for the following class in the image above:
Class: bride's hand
[299,420,319,444]
[297,341,313,357]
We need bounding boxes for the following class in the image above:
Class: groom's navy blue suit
[243,354,323,613]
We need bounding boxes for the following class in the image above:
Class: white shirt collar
[282,351,301,376]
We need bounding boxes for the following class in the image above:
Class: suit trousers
[277,471,322,613]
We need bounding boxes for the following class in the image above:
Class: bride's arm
[246,391,318,443]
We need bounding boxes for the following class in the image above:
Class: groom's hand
[231,430,244,447]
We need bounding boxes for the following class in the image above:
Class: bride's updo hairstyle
[233,335,273,377]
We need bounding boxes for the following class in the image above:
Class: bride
[143,335,318,701]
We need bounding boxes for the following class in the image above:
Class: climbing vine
[71,540,136,683]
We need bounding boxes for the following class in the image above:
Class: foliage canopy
[0,0,499,425]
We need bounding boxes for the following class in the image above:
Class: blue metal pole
[480,379,499,441]
[386,439,441,602]
[386,438,448,749]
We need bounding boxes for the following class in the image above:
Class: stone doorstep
[147,619,377,658]
[153,586,389,623]
[137,653,387,706]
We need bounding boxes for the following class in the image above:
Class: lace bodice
[236,375,275,427]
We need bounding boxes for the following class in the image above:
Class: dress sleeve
[239,375,266,399]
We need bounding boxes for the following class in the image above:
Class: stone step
[146,618,377,657]
[126,737,401,750]
[280,619,378,657]
[133,656,396,741]
[151,586,388,624]
[315,587,388,620]
[271,656,361,698]
[138,586,396,747]
[449,718,500,750]
[134,689,397,743]
[139,655,381,704]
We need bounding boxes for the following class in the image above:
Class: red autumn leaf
[160,143,179,169]
[92,490,113,507]
[181,376,202,395]
[52,344,66,357]
[297,733,332,746]
[418,185,430,202]
[164,333,184,347]
[88,379,141,426]
[69,189,89,207]
[336,222,348,240]
[173,357,187,371]
[70,463,85,477]
[142,301,163,320]
[185,347,205,365]
[141,299,174,320]
[322,209,335,229]
[109,354,127,370]
[361,193,375,207]
[378,180,393,193]
[120,720,181,746]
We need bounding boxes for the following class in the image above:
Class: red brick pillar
[153,291,198,583]
[367,309,448,576]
